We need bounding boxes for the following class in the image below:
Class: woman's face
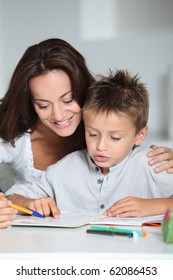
[29,70,82,137]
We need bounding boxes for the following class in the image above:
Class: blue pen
[27,208,45,218]
[11,204,45,218]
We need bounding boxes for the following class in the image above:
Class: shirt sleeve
[5,171,55,199]
[0,138,16,163]
[151,167,173,198]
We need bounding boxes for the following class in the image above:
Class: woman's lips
[52,116,73,128]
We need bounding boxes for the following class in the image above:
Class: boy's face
[84,110,147,174]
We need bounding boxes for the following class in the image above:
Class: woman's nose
[51,104,64,120]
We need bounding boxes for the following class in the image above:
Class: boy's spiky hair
[83,69,149,133]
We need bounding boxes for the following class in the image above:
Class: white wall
[0,0,81,94]
[1,0,173,146]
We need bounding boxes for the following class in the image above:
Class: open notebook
[11,212,163,228]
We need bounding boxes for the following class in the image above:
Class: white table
[0,224,173,260]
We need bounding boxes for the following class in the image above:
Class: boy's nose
[96,138,107,151]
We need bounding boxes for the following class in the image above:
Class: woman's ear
[135,126,148,145]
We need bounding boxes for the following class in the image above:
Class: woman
[0,38,173,228]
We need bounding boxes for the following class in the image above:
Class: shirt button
[100,204,105,209]
[97,179,103,184]
[95,167,99,171]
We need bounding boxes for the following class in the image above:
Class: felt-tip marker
[86,229,133,237]
[90,226,147,237]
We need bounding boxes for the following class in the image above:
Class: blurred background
[0,0,173,147]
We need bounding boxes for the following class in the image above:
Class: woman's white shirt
[0,132,43,191]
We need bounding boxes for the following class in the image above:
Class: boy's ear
[135,126,148,145]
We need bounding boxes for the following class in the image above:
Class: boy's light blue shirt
[6,146,173,214]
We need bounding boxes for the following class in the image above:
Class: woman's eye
[38,105,49,109]
[63,99,73,104]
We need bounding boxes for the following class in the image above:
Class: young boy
[6,70,173,218]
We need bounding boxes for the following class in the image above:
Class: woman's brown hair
[0,38,95,145]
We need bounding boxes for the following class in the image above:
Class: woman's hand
[0,192,17,229]
[147,145,173,173]
[27,197,60,218]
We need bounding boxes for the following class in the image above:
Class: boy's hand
[104,196,159,217]
[27,197,60,218]
[148,145,173,174]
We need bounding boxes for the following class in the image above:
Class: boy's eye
[89,132,98,137]
[111,137,121,141]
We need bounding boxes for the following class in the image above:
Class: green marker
[162,208,173,243]
[90,226,147,237]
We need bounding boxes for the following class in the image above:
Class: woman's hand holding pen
[27,197,60,218]
[0,192,17,229]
